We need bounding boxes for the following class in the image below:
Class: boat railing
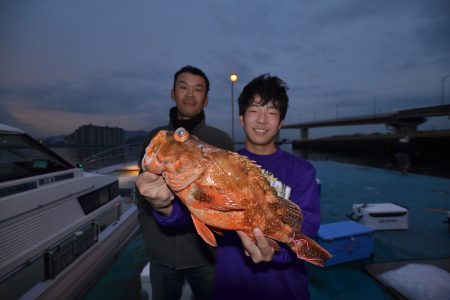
[81,143,142,171]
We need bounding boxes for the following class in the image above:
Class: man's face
[171,72,208,120]
[240,95,283,148]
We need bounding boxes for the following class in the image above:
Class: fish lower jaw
[142,155,163,174]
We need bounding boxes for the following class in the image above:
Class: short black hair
[173,65,210,94]
[238,73,289,120]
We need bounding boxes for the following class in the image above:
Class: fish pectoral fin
[197,185,245,211]
[163,166,204,192]
[209,203,245,212]
[191,215,217,247]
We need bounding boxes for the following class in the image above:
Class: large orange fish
[142,127,331,267]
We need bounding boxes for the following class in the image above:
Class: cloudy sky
[1,0,449,141]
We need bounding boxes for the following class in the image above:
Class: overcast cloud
[1,0,449,140]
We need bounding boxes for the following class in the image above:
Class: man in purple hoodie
[137,73,320,299]
[210,74,320,299]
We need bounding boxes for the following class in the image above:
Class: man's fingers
[253,228,273,258]
[237,229,274,263]
[136,172,160,187]
[135,172,174,208]
[236,231,257,256]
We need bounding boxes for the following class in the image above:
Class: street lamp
[230,73,238,144]
[441,75,450,105]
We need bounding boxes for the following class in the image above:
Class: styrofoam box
[350,203,409,230]
[317,220,374,266]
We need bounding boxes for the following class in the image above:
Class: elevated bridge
[282,104,450,139]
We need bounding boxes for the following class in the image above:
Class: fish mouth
[141,131,166,174]
[141,152,163,174]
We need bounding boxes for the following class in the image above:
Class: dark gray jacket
[137,120,234,269]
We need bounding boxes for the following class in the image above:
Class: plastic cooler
[316,220,374,266]
[348,203,409,230]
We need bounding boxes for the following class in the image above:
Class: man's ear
[203,96,209,108]
[171,89,176,101]
[278,120,284,129]
[239,115,244,125]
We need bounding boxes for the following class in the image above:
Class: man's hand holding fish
[237,228,275,263]
[136,172,174,216]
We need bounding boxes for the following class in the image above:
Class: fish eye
[174,127,190,142]
[176,128,185,137]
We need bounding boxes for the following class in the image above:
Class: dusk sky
[1,0,449,141]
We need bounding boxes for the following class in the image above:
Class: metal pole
[231,81,235,144]
[229,73,238,144]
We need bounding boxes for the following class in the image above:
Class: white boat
[0,124,140,299]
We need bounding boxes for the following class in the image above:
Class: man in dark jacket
[136,65,233,300]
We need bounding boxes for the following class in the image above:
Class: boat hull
[24,206,139,300]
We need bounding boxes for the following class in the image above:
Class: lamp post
[230,73,238,144]
[441,75,450,105]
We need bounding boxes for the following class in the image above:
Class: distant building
[126,135,146,147]
[66,124,125,146]
[125,130,148,148]
[42,135,68,146]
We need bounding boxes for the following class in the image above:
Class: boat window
[78,182,119,214]
[0,133,72,183]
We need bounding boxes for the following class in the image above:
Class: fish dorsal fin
[232,153,276,193]
[191,214,217,247]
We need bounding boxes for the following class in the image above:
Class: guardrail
[81,143,142,171]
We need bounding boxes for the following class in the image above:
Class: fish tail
[289,232,332,267]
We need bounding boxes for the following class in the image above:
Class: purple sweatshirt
[153,148,320,299]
